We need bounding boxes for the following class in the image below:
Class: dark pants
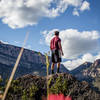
[51,49,61,63]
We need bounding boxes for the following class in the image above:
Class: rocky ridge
[5,73,100,100]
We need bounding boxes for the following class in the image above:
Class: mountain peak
[70,61,92,75]
[0,41,3,44]
[71,59,100,87]
[83,61,92,65]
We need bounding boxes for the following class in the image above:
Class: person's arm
[58,41,64,56]
[50,40,52,50]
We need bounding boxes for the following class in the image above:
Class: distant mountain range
[70,62,93,82]
[71,59,100,82]
[71,59,100,92]
[0,41,69,82]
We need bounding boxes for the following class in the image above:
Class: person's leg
[57,62,60,73]
[51,63,55,74]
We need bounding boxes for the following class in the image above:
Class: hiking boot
[57,68,60,73]
[51,70,54,74]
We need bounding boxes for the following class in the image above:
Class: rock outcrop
[5,73,100,100]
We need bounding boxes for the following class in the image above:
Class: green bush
[13,85,22,94]
[21,85,39,100]
[29,85,39,98]
[12,80,20,85]
[49,75,68,95]
[22,90,28,100]
[8,80,23,94]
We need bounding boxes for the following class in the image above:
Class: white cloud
[42,29,100,59]
[73,8,79,16]
[80,1,90,11]
[0,0,90,29]
[63,58,83,70]
[82,53,95,62]
[72,1,90,16]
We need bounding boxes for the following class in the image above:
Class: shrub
[29,85,39,98]
[49,75,68,95]
[8,80,23,94]
[22,90,28,100]
[22,85,39,100]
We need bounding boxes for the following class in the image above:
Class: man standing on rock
[50,31,64,74]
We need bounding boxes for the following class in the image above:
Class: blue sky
[0,0,100,70]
